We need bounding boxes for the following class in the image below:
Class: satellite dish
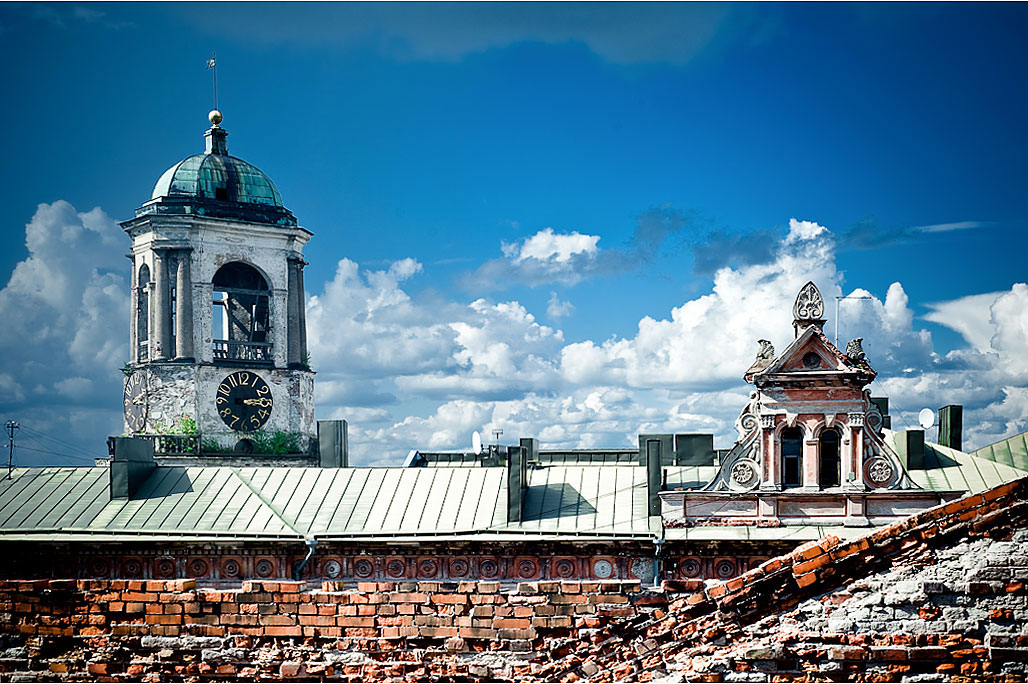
[472,431,483,455]
[918,408,935,430]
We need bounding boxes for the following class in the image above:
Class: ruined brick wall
[3,476,1027,682]
[0,579,663,681]
[539,477,1028,681]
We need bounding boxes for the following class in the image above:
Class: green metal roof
[971,430,1028,472]
[1,440,1022,544]
[880,431,1028,494]
[0,464,657,543]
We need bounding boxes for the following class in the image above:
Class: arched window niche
[780,426,803,489]
[136,264,150,363]
[818,428,842,488]
[212,262,272,364]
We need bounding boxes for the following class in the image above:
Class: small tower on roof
[710,280,910,509]
[119,110,316,461]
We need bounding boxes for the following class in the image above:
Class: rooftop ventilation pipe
[506,439,534,523]
[644,438,663,517]
[317,420,348,468]
[109,436,156,500]
[897,429,925,470]
[938,405,963,451]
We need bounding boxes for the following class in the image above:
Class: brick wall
[2,476,1026,682]
[539,476,1028,681]
[0,578,664,681]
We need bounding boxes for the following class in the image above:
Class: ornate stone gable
[701,282,914,522]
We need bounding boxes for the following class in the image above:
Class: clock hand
[132,395,146,405]
[242,398,273,408]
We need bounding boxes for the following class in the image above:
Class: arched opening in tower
[212,262,272,363]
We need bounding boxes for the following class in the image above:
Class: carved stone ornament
[847,412,865,427]
[793,281,825,321]
[730,460,759,489]
[866,458,894,486]
[846,337,866,362]
[756,339,775,361]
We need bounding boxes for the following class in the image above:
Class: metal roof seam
[228,468,306,538]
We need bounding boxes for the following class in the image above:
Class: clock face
[216,371,273,432]
[124,371,148,433]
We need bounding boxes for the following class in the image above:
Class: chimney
[318,420,349,467]
[674,434,715,465]
[644,438,663,517]
[638,434,673,466]
[938,405,963,451]
[506,439,533,523]
[897,429,925,470]
[870,397,891,429]
[109,436,156,500]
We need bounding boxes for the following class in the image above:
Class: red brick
[263,626,303,637]
[792,553,832,576]
[983,480,1021,502]
[795,572,819,588]
[869,647,908,661]
[431,593,467,605]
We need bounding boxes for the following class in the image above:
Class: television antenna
[834,294,873,347]
[492,429,503,446]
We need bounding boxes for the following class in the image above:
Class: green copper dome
[137,121,296,227]
[152,154,284,206]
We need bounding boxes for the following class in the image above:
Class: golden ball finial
[208,109,223,126]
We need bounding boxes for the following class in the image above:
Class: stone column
[286,256,302,368]
[174,249,194,361]
[297,259,308,364]
[129,257,138,360]
[152,249,172,361]
[804,435,819,490]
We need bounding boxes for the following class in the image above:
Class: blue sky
[1,2,1026,465]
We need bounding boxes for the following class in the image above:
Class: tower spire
[206,53,218,111]
[204,54,227,155]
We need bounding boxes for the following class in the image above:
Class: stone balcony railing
[212,339,273,364]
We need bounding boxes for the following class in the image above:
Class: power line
[17,425,107,461]
[15,443,99,465]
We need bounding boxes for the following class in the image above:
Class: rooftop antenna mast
[834,294,873,347]
[206,53,218,112]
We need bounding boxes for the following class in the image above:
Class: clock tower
[120,110,315,456]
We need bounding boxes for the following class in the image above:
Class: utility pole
[5,421,18,479]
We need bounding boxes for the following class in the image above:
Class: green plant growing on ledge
[250,430,301,455]
[153,415,198,436]
[200,437,225,454]
[300,351,313,372]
